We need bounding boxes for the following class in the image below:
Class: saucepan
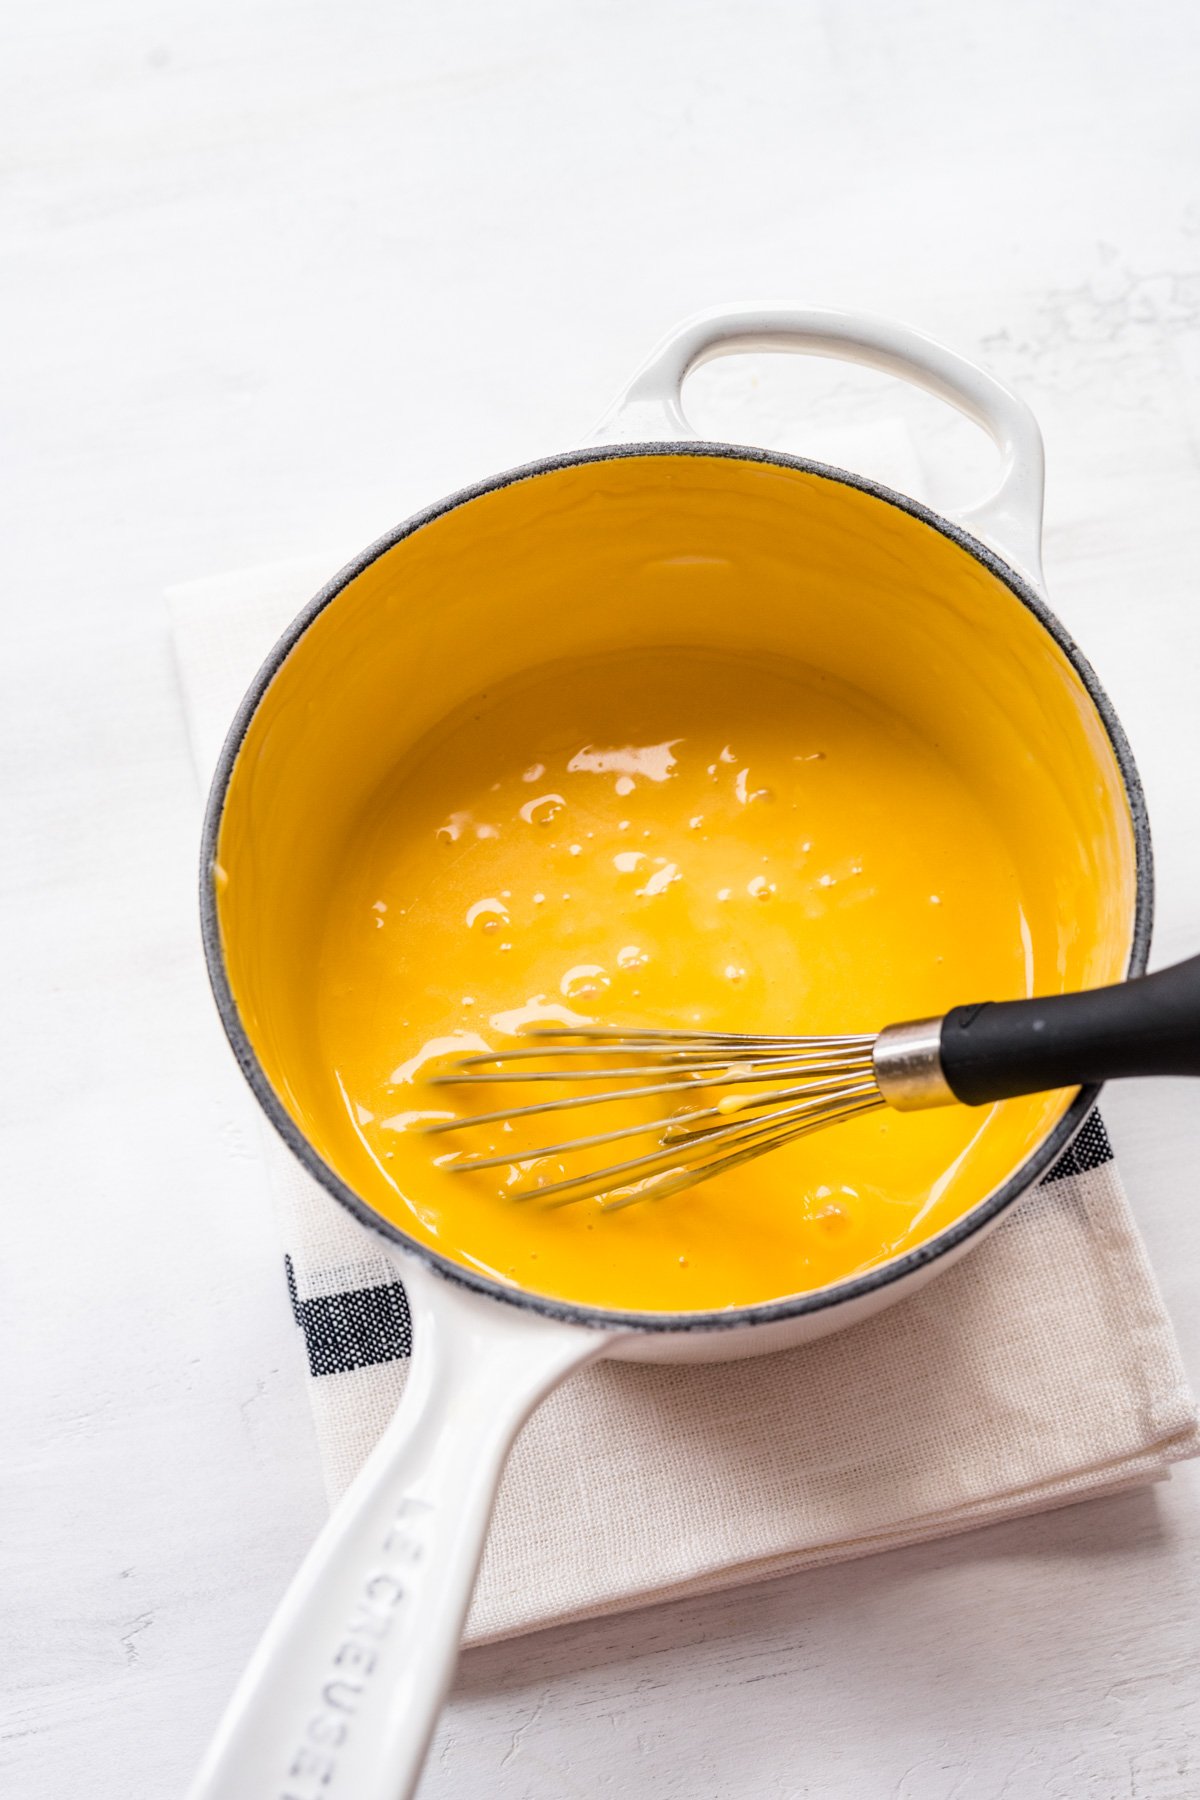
[190,308,1150,1800]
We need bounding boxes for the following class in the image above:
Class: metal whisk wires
[426,1028,886,1207]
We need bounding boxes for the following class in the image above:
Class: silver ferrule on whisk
[871,1016,955,1111]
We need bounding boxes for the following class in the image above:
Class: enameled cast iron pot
[190,310,1151,1800]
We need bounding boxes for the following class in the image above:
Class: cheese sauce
[314,647,1071,1311]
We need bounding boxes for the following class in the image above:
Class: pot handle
[592,306,1046,585]
[186,1256,605,1800]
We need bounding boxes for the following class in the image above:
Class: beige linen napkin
[168,476,1199,1649]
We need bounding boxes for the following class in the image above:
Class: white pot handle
[187,1256,606,1800]
[592,306,1046,585]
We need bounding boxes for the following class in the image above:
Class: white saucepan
[190,308,1150,1800]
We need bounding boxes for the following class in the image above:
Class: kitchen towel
[168,489,1198,1650]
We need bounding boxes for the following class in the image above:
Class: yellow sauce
[314,647,1072,1311]
[213,455,1138,1316]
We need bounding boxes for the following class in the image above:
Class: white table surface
[5,2,1200,1795]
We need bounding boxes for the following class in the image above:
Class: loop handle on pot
[186,1257,605,1800]
[592,307,1046,586]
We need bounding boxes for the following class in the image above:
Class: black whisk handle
[939,953,1200,1106]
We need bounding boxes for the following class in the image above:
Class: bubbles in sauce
[314,649,1064,1313]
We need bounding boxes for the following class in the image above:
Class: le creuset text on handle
[592,305,1046,586]
[186,1258,605,1800]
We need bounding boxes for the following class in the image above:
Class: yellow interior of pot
[213,453,1138,1312]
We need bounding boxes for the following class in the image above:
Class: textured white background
[5,2,1200,1796]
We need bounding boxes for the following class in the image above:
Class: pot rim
[200,440,1154,1336]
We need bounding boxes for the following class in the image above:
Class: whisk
[427,954,1200,1206]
